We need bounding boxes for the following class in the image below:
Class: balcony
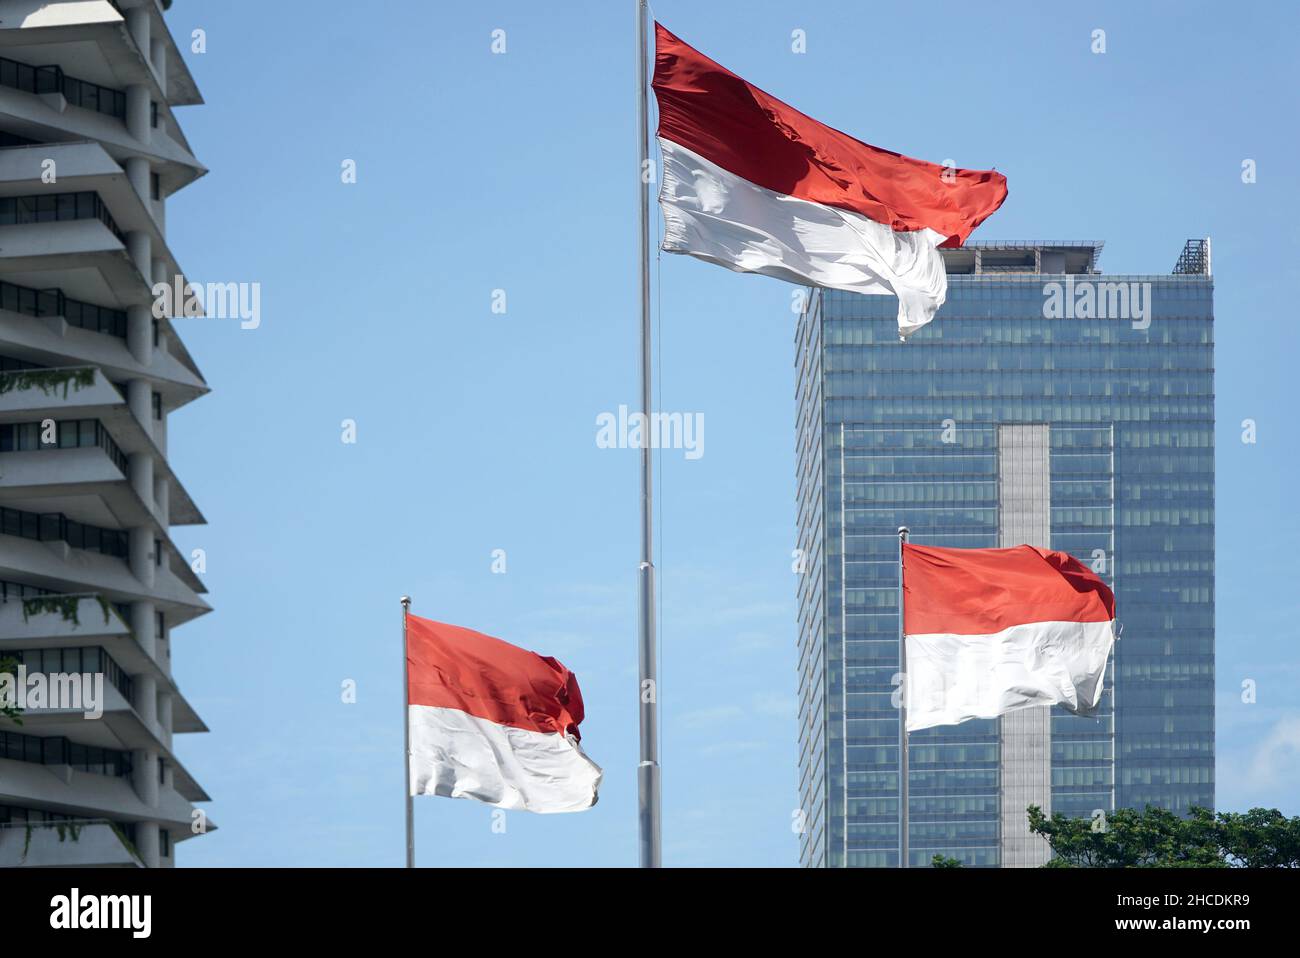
[2,416,130,471]
[0,283,209,409]
[1,592,206,722]
[0,536,210,626]
[0,17,206,210]
[0,819,141,867]
[0,593,168,685]
[0,142,196,307]
[0,0,202,109]
[0,502,203,604]
[0,277,128,339]
[2,681,211,804]
[0,366,205,527]
[0,52,125,118]
[0,364,115,412]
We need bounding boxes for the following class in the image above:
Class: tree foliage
[1028,804,1300,868]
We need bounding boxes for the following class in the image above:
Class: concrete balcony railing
[0,141,124,193]
[0,819,141,867]
[0,143,190,294]
[0,592,131,643]
[0,535,210,624]
[0,368,206,529]
[0,365,121,415]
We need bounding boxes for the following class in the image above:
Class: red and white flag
[902,544,1115,731]
[652,23,1008,337]
[406,615,602,813]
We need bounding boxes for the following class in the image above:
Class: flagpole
[401,595,414,868]
[897,527,909,869]
[635,0,662,869]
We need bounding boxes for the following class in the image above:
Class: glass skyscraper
[794,240,1214,867]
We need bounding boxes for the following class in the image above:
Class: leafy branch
[0,367,95,399]
[1028,804,1300,868]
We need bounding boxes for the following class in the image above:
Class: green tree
[1028,804,1300,868]
[1213,807,1300,868]
[931,854,963,868]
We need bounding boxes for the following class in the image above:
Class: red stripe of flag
[652,22,1008,247]
[406,615,586,739]
[903,543,1115,636]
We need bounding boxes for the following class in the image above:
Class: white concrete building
[0,0,211,867]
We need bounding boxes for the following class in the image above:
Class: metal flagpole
[401,595,414,868]
[635,0,662,869]
[897,527,909,869]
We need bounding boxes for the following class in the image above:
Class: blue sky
[159,1,1299,866]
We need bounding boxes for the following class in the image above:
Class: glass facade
[0,54,127,119]
[0,418,130,474]
[5,646,135,703]
[0,729,134,778]
[0,192,125,241]
[0,278,129,340]
[0,505,129,559]
[794,243,1214,867]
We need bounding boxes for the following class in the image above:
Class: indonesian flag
[653,23,1008,337]
[406,615,602,813]
[902,544,1115,731]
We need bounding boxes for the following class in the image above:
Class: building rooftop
[940,238,1211,276]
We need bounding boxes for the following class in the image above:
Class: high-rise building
[794,239,1214,867]
[0,0,212,867]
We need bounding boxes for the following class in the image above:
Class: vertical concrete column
[131,751,158,806]
[137,825,161,868]
[129,527,155,590]
[127,304,153,365]
[135,674,158,727]
[126,4,150,54]
[131,601,156,659]
[130,749,160,867]
[128,452,154,506]
[151,260,171,357]
[124,155,151,206]
[125,84,151,144]
[997,423,1053,868]
[126,231,151,280]
[150,38,167,91]
[157,692,173,750]
[129,585,161,869]
[133,820,160,868]
[126,378,152,437]
[153,474,170,525]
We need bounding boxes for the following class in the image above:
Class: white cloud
[1218,712,1300,815]
[1246,714,1300,787]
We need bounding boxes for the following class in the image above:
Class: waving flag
[902,544,1115,731]
[405,615,602,813]
[652,23,1008,336]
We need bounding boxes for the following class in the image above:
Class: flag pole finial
[400,596,411,608]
